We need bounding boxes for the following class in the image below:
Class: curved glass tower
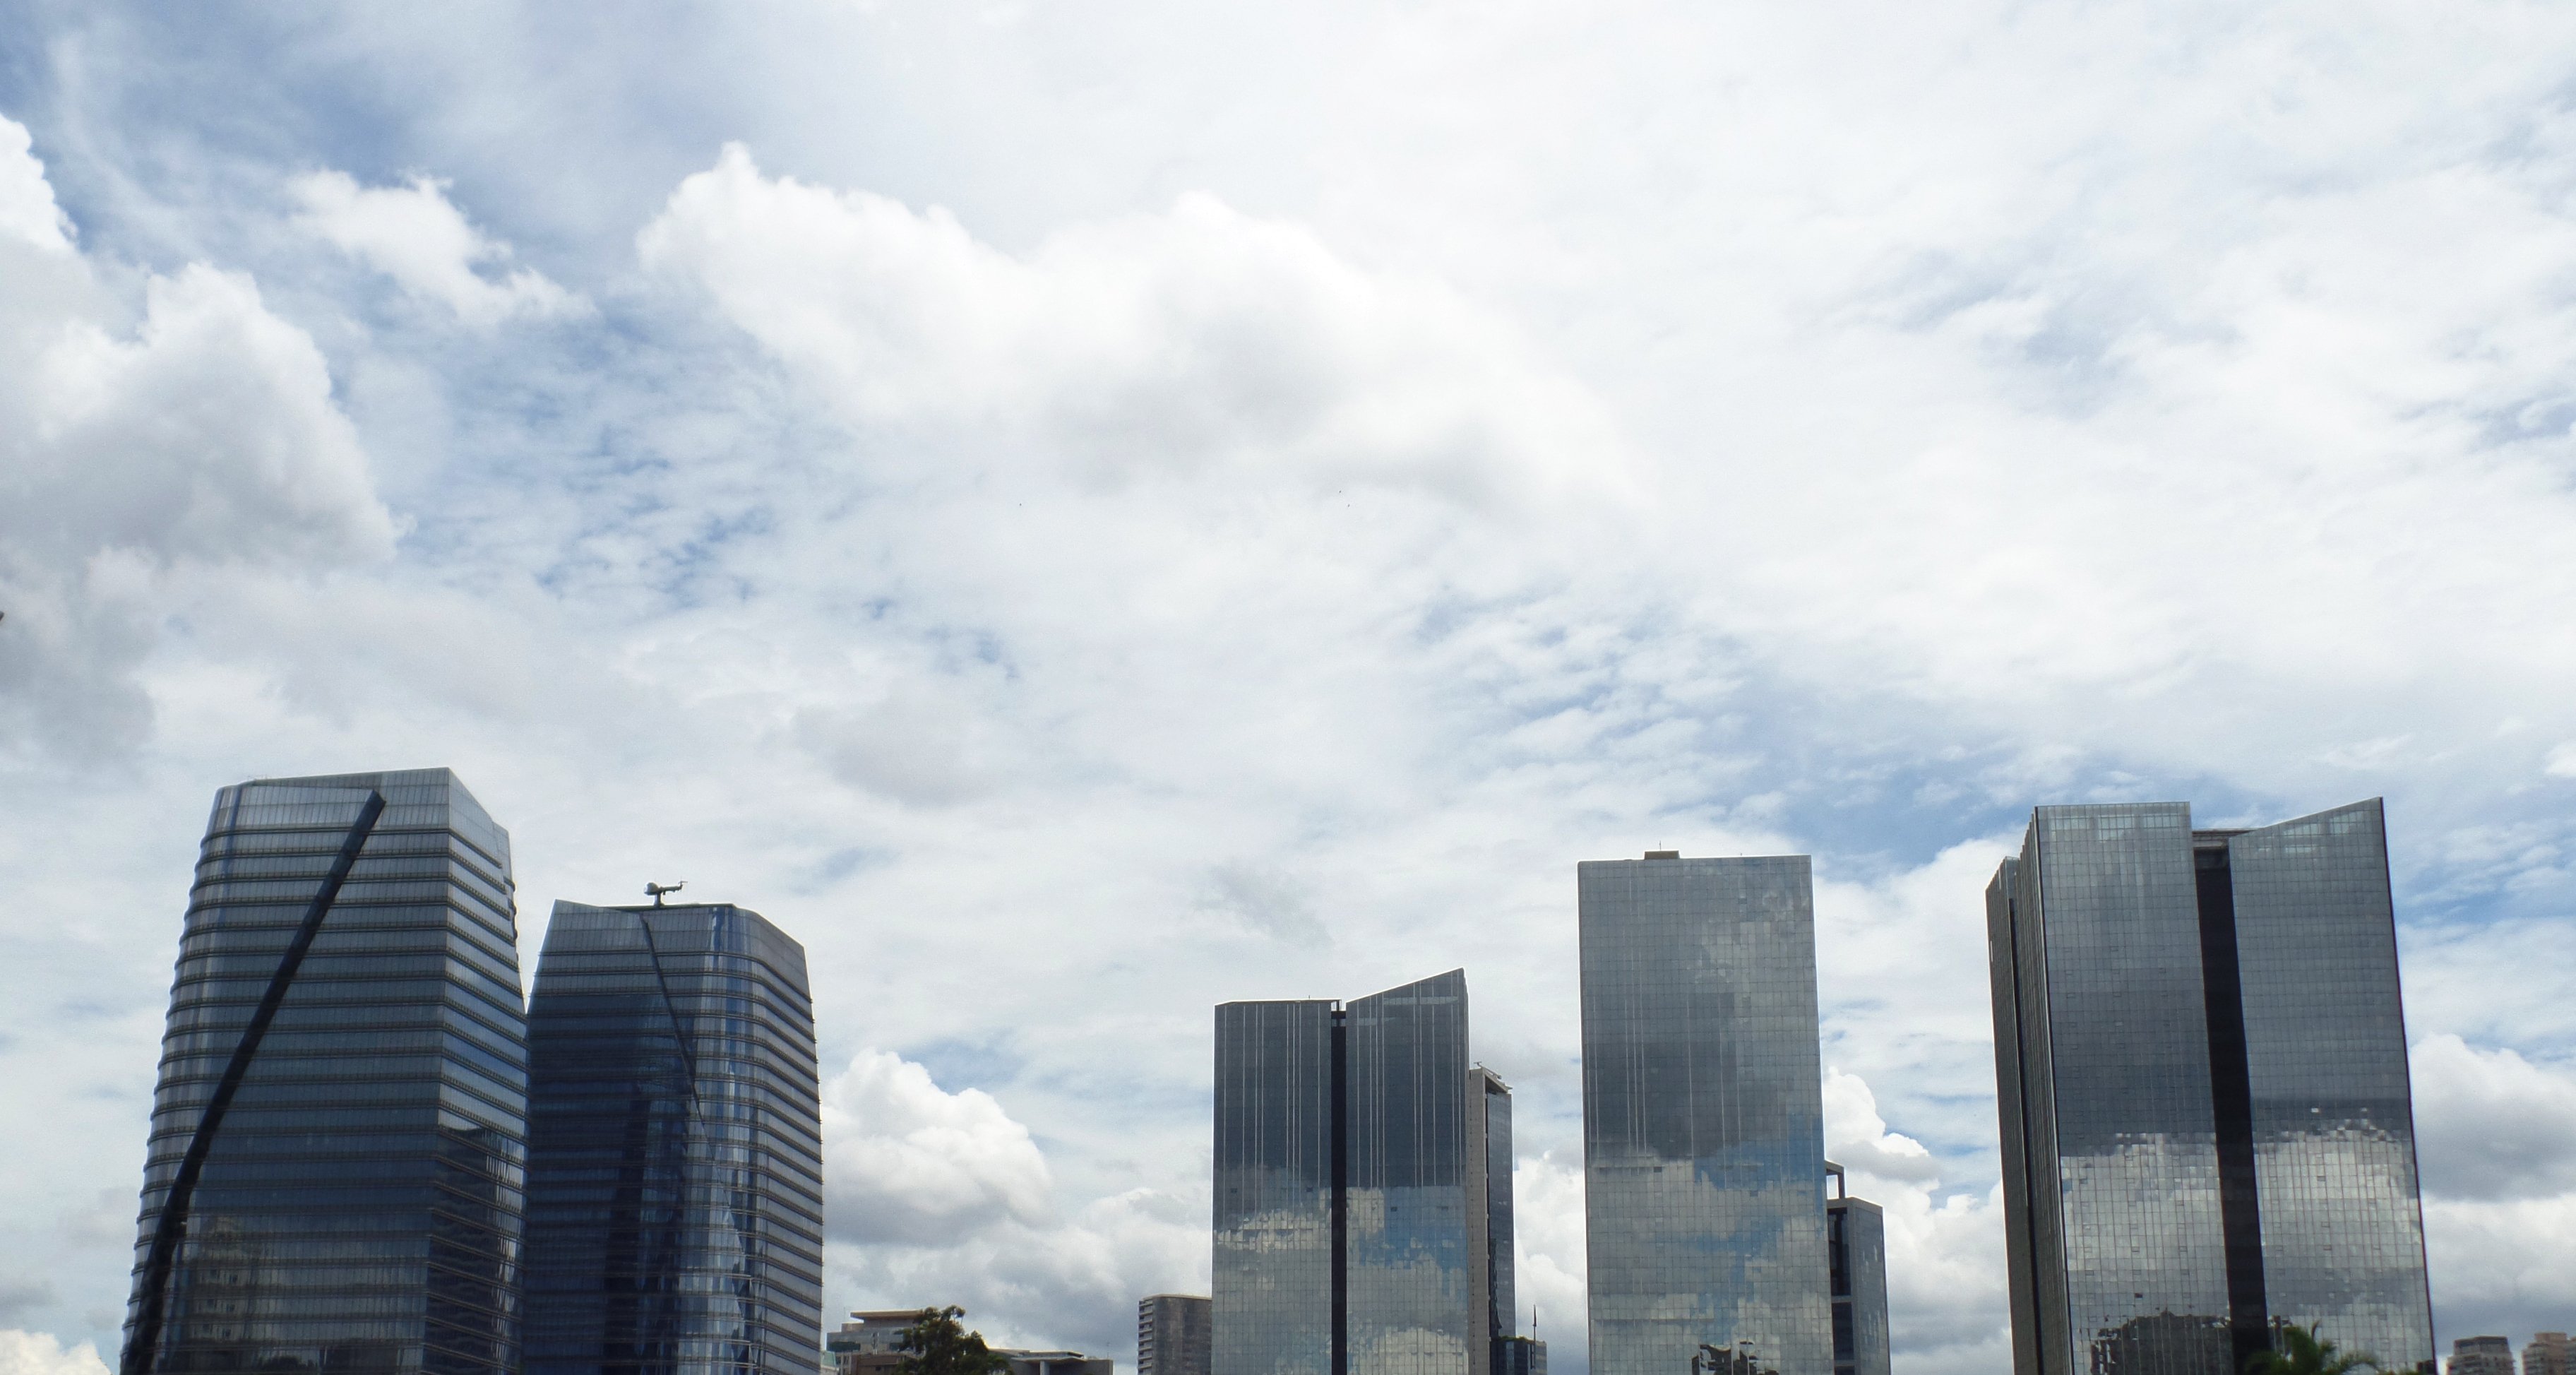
[121,769,526,1375]
[522,900,824,1375]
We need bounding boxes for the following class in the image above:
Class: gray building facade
[1986,800,2434,1375]
[1824,1167,1888,1375]
[1578,853,1832,1375]
[1212,972,1514,1375]
[1139,1296,1212,1375]
[522,899,825,1375]
[121,770,526,1375]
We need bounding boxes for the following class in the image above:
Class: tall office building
[1986,800,2435,1375]
[1138,1297,1212,1375]
[1465,1069,1518,1375]
[1824,1168,1888,1375]
[1578,852,1832,1375]
[2527,1334,2571,1375]
[121,770,526,1375]
[1212,970,1517,1375]
[2451,1340,2517,1375]
[522,899,825,1375]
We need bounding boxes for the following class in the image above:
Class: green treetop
[895,1306,1010,1375]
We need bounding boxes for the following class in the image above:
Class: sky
[2,3,2575,1374]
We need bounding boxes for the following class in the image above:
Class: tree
[2248,1323,2385,1375]
[895,1306,1011,1375]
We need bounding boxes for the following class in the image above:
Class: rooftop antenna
[645,881,686,907]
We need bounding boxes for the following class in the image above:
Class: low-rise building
[996,1350,1113,1375]
[1138,1296,1211,1375]
[2454,1337,2517,1375]
[830,1310,936,1375]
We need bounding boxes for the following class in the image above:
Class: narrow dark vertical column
[1330,1007,1349,1375]
[2195,842,2270,1368]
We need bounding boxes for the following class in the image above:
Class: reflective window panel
[1578,855,1832,1375]
[522,901,824,1375]
[1986,801,2434,1375]
[123,770,527,1375]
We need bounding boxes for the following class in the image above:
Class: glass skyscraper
[1986,799,2434,1375]
[1578,852,1832,1375]
[1212,971,1514,1375]
[121,770,526,1375]
[521,899,825,1375]
[1824,1169,1888,1375]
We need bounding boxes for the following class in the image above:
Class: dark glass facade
[1347,972,1474,1375]
[1986,800,2433,1375]
[1578,855,1832,1375]
[1212,999,1338,1375]
[1825,1189,1888,1375]
[1139,1295,1213,1375]
[121,770,526,1375]
[1212,973,1511,1375]
[1465,1069,1515,1375]
[522,900,825,1375]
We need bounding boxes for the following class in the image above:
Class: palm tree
[2248,1323,2385,1375]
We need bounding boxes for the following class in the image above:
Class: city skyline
[10,768,2567,1375]
[11,1,2576,1370]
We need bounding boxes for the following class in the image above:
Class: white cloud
[823,1048,1055,1244]
[795,687,996,806]
[0,1333,109,1375]
[291,171,586,326]
[2547,742,2576,780]
[819,1051,1204,1354]
[1194,862,1329,946]
[0,117,396,758]
[0,121,72,253]
[638,144,1628,507]
[1824,1068,1938,1185]
[1510,1150,1587,1348]
[1824,1071,2010,1370]
[2411,1034,2576,1202]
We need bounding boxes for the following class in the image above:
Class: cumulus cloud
[823,1048,1054,1244]
[1824,1072,2010,1373]
[0,116,395,758]
[638,145,1626,506]
[291,171,585,326]
[820,1051,1203,1353]
[0,1333,109,1375]
[0,121,72,253]
[827,1185,1205,1356]
[2411,1034,2576,1202]
[1510,1150,1587,1345]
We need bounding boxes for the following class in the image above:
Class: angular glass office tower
[1465,1069,1518,1375]
[522,900,825,1375]
[121,770,526,1375]
[1212,971,1512,1375]
[1986,800,2434,1375]
[1824,1169,1888,1375]
[1578,853,1832,1375]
